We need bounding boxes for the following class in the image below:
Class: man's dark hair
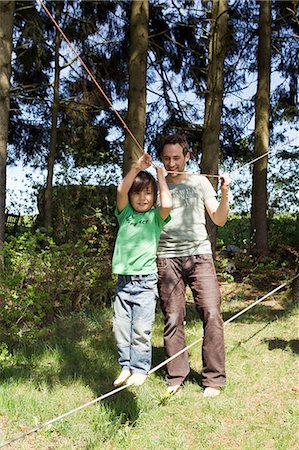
[158,134,190,159]
[128,171,158,206]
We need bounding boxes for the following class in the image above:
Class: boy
[112,153,172,386]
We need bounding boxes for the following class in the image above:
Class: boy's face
[130,186,155,213]
[161,143,190,177]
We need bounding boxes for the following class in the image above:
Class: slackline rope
[1,272,298,449]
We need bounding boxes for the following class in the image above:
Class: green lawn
[0,286,298,449]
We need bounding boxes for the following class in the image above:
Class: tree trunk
[201,0,228,253]
[44,5,61,229]
[0,1,14,271]
[123,0,148,175]
[292,274,299,304]
[251,0,271,254]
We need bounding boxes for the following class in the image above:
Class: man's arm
[156,166,172,220]
[117,153,152,212]
[205,173,231,226]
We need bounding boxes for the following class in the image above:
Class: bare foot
[126,372,147,386]
[113,368,131,387]
[203,387,221,398]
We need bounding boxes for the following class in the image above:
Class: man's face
[161,143,190,177]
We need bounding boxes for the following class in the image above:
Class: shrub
[217,212,299,250]
[0,229,115,341]
[36,185,117,243]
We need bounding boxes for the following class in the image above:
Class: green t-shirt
[157,176,216,257]
[112,203,171,275]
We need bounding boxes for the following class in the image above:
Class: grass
[0,277,298,449]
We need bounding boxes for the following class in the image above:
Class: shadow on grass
[0,311,139,426]
[184,293,298,326]
[1,291,296,434]
[185,295,298,357]
[151,343,203,389]
[226,321,274,355]
[264,338,299,355]
[223,302,298,328]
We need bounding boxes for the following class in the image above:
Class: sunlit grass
[0,291,298,449]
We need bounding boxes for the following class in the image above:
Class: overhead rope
[1,272,298,449]
[166,151,270,178]
[167,135,298,178]
[37,1,297,180]
[227,136,298,177]
[36,0,144,156]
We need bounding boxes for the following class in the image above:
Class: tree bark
[292,274,299,303]
[44,5,61,229]
[0,1,14,271]
[123,0,148,175]
[201,0,228,253]
[251,0,271,254]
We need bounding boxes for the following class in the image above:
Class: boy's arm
[205,173,230,226]
[156,166,172,220]
[117,153,152,212]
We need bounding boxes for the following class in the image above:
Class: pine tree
[0,0,15,270]
[123,0,149,174]
[251,0,271,254]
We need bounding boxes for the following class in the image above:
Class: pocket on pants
[193,254,213,262]
[115,275,127,294]
[157,258,170,270]
[142,273,158,292]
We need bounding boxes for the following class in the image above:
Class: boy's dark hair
[128,171,158,206]
[158,134,190,159]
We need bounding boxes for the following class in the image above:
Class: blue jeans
[113,274,158,374]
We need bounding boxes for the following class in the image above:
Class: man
[157,134,231,398]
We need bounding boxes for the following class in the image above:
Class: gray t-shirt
[157,176,216,257]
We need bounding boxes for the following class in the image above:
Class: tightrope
[1,272,298,448]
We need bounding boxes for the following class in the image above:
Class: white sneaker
[113,368,131,387]
[126,372,147,386]
[203,387,221,398]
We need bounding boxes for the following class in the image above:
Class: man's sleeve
[201,177,217,201]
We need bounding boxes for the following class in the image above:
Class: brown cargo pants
[157,254,226,388]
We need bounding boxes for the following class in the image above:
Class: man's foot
[164,384,181,397]
[126,372,147,386]
[203,387,221,398]
[113,368,131,387]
